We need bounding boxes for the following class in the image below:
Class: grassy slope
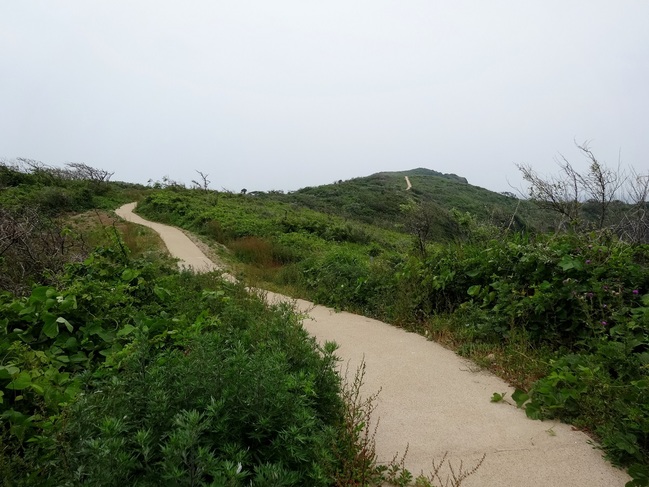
[6,161,638,480]
[266,168,549,236]
[0,166,369,486]
[133,174,649,481]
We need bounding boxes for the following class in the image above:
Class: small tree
[619,168,649,243]
[191,171,210,191]
[518,142,648,241]
[0,207,86,295]
[401,200,459,259]
[516,154,582,230]
[576,144,626,230]
[64,162,114,184]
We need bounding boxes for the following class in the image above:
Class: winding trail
[115,202,629,486]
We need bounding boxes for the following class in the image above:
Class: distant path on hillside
[405,176,412,190]
[115,202,629,487]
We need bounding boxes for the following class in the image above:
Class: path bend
[115,202,629,487]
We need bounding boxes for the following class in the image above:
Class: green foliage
[277,169,544,235]
[0,249,163,458]
[521,292,649,469]
[490,392,506,403]
[0,207,87,295]
[56,304,341,486]
[137,189,392,247]
[299,247,370,310]
[0,161,145,217]
[1,161,500,485]
[127,176,649,482]
[390,233,649,478]
[0,244,350,485]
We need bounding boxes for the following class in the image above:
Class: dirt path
[405,176,412,191]
[115,203,630,486]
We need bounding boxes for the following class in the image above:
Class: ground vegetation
[1,161,469,485]
[134,159,649,485]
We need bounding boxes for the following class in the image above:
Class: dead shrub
[0,207,87,295]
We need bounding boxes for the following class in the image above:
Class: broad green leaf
[63,381,81,402]
[467,285,481,296]
[83,322,102,336]
[18,305,35,317]
[69,351,88,363]
[42,316,59,338]
[29,286,49,303]
[97,330,115,343]
[117,324,136,337]
[154,285,170,300]
[512,389,529,408]
[121,268,140,282]
[558,255,583,271]
[59,294,77,310]
[525,402,542,420]
[632,379,649,389]
[6,372,32,390]
[63,336,78,350]
[0,365,20,380]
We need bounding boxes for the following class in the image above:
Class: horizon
[1,158,526,196]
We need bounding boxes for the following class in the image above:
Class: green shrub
[54,306,342,486]
[0,240,352,486]
[299,248,371,310]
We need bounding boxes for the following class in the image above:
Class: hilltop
[374,167,469,184]
[261,167,547,238]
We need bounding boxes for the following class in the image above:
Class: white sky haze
[1,2,647,193]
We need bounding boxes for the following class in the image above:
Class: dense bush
[0,207,89,295]
[0,246,346,486]
[55,303,341,486]
[405,233,649,346]
[0,162,141,216]
[137,190,399,249]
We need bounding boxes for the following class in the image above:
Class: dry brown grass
[66,210,170,260]
[229,236,277,266]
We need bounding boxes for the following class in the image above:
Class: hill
[375,167,469,184]
[265,167,547,238]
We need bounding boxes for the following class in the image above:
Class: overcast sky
[1,2,647,193]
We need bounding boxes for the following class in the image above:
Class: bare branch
[191,170,211,191]
[65,162,114,183]
[518,143,648,242]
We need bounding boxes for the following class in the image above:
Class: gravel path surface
[116,202,630,486]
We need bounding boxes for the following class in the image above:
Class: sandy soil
[115,202,630,486]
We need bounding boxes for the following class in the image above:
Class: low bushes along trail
[115,202,630,486]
